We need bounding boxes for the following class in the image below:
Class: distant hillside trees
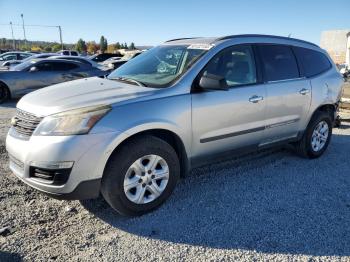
[0,37,138,54]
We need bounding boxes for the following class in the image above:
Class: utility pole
[20,14,27,49]
[58,26,63,50]
[10,22,15,50]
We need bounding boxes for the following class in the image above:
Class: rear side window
[51,62,78,71]
[258,45,299,82]
[71,51,78,56]
[35,62,53,71]
[293,47,331,77]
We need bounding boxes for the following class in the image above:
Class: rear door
[191,44,267,159]
[257,44,312,145]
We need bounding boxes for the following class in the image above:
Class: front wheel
[294,111,333,158]
[101,135,180,216]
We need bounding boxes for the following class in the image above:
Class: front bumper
[6,128,121,199]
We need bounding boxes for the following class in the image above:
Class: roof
[165,34,319,48]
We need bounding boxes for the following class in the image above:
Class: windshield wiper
[110,77,147,87]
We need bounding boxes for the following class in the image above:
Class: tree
[99,36,108,53]
[87,41,98,54]
[129,42,136,50]
[31,45,42,52]
[44,46,52,52]
[75,38,87,53]
[51,43,62,52]
[115,42,121,50]
[124,42,128,49]
[107,44,116,53]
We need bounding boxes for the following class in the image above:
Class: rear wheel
[101,135,180,216]
[0,84,10,104]
[294,111,332,158]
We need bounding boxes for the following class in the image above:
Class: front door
[191,44,267,159]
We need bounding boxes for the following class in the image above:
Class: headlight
[33,105,111,136]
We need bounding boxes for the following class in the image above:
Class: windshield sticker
[187,44,214,50]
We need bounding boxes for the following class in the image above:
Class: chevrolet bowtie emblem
[11,117,18,126]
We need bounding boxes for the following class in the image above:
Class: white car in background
[0,52,34,67]
[2,53,59,67]
[57,50,80,56]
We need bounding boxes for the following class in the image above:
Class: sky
[0,0,349,46]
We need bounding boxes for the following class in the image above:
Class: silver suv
[6,35,343,216]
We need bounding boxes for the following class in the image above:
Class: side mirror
[29,66,38,72]
[199,73,229,91]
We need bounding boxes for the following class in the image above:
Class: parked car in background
[57,50,79,56]
[90,53,123,63]
[2,53,59,67]
[338,64,349,78]
[0,49,12,54]
[0,58,106,103]
[100,56,122,64]
[5,35,343,216]
[0,52,34,65]
[105,51,143,70]
[49,55,110,71]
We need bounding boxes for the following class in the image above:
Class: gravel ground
[1,100,350,261]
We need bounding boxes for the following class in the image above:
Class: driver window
[203,45,257,87]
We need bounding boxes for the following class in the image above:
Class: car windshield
[107,45,209,87]
[11,60,37,71]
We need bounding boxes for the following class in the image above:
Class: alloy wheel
[311,120,329,152]
[123,154,169,204]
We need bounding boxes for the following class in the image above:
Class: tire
[101,135,180,216]
[294,111,333,158]
[0,84,10,104]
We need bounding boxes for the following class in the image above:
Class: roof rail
[165,37,199,43]
[216,34,319,47]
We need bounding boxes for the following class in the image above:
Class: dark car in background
[0,58,106,103]
[90,53,122,63]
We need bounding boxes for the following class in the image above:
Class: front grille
[12,109,43,137]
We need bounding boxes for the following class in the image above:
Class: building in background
[320,30,350,66]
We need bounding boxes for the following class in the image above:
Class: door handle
[249,95,264,103]
[299,88,310,95]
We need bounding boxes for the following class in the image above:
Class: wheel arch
[104,128,190,178]
[312,103,336,122]
[0,80,11,99]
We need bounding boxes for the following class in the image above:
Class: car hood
[17,77,158,116]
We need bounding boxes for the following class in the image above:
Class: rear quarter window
[293,47,332,77]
